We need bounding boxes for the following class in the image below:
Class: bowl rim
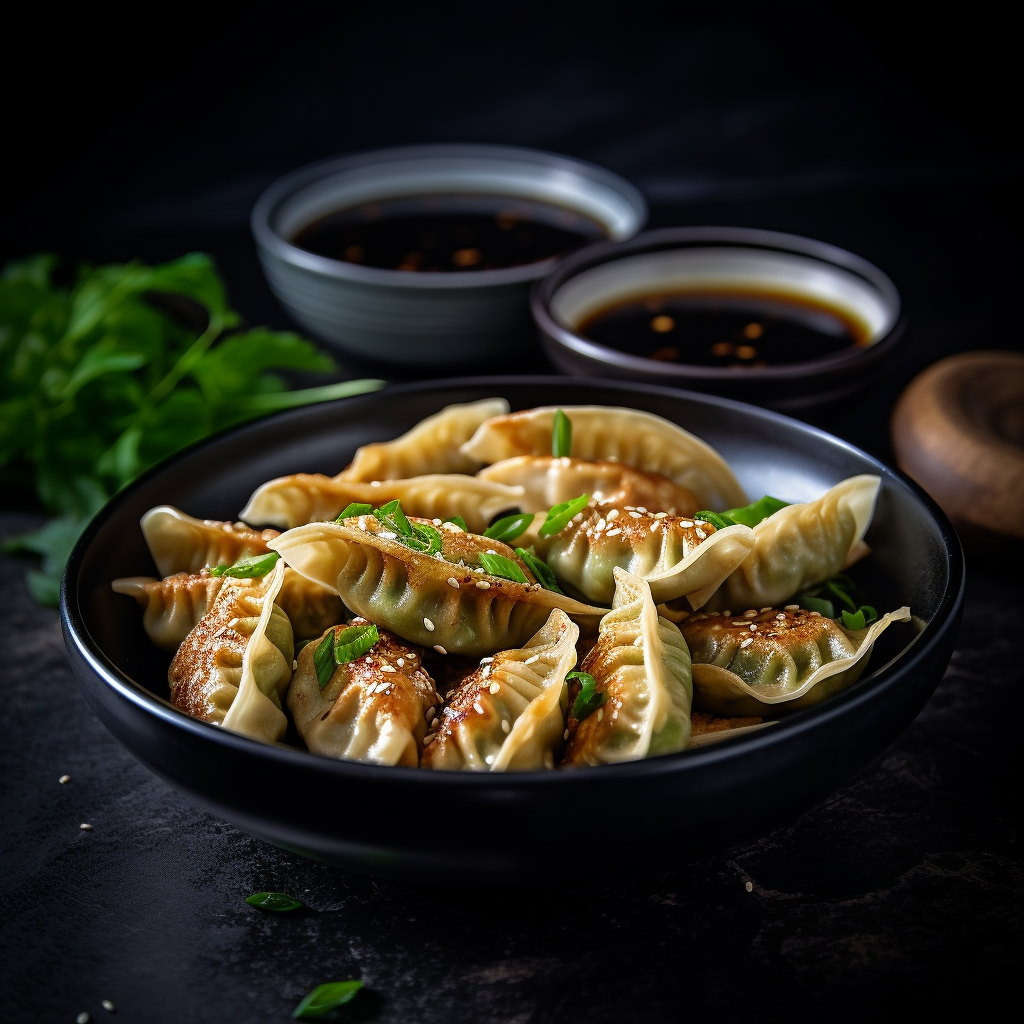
[530,225,906,382]
[250,143,649,291]
[61,374,964,793]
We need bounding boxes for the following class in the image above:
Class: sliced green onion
[719,495,789,527]
[568,670,606,721]
[403,522,443,555]
[335,501,374,521]
[552,409,572,458]
[333,623,379,664]
[313,630,336,690]
[515,548,563,593]
[207,551,280,578]
[292,980,363,1020]
[478,552,530,584]
[539,494,590,537]
[245,891,304,912]
[444,515,468,531]
[693,510,734,531]
[374,498,412,537]
[484,512,533,543]
[841,605,878,630]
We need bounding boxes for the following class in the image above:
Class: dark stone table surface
[2,10,1020,1022]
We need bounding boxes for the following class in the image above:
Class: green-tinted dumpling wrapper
[682,604,912,717]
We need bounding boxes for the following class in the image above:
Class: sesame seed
[776,613,787,620]
[744,881,753,893]
[732,621,748,626]
[102,1000,115,1012]
[760,607,772,613]
[595,517,607,531]
[749,623,758,631]
[485,754,495,765]
[681,520,694,528]
[809,611,821,617]
[650,522,659,531]
[501,720,511,734]
[380,664,396,673]
[564,728,570,740]
[80,823,93,831]
[423,617,435,631]
[488,682,501,695]
[447,577,460,589]
[425,708,436,722]
[606,528,621,537]
[475,580,491,590]
[543,751,554,769]
[423,733,436,745]
[739,637,754,648]
[629,510,642,518]
[695,528,707,540]
[433,645,447,654]
[744,609,757,616]
[785,604,800,611]
[606,508,620,520]
[597,708,604,722]
[479,656,494,664]
[524,654,539,665]
[473,702,485,715]
[370,480,381,487]
[77,1014,90,1024]
[655,511,668,519]
[432,518,442,526]
[59,775,71,784]
[396,657,405,667]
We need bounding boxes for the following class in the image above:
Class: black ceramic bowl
[61,377,962,883]
[532,227,906,412]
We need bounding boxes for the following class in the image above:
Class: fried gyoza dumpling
[269,515,606,657]
[238,473,523,533]
[140,505,278,578]
[287,619,439,766]
[562,568,693,766]
[476,455,699,516]
[111,572,228,651]
[338,398,510,481]
[698,475,881,612]
[422,609,578,771]
[681,604,912,716]
[530,504,755,606]
[168,561,294,742]
[461,405,747,510]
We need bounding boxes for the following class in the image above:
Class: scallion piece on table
[483,512,534,543]
[478,552,530,584]
[568,670,606,721]
[538,494,590,537]
[292,980,363,1020]
[551,408,572,458]
[245,891,304,912]
[207,551,280,578]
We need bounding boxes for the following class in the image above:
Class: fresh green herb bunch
[0,251,382,605]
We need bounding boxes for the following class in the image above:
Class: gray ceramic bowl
[532,227,905,411]
[61,377,962,884]
[251,145,647,367]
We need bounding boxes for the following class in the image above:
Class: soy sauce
[578,289,872,367]
[291,194,606,272]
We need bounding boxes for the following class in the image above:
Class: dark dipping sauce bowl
[532,227,905,411]
[251,144,647,367]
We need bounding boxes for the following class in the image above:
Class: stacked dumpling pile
[112,400,910,771]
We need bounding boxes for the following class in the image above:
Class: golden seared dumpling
[269,512,606,657]
[168,561,294,743]
[238,472,522,533]
[476,455,698,516]
[112,572,228,652]
[287,619,440,767]
[422,609,579,772]
[682,604,912,717]
[461,405,747,510]
[563,568,693,766]
[530,503,755,606]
